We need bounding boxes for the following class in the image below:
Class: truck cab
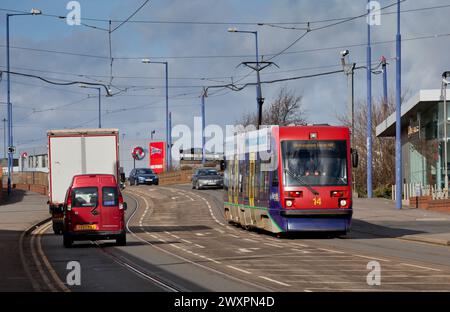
[62,174,127,248]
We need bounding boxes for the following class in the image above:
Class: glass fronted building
[376,90,450,190]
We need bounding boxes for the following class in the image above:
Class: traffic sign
[132,146,145,160]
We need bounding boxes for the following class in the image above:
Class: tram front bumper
[279,209,353,232]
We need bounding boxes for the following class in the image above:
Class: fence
[392,183,449,203]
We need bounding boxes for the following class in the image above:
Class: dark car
[192,168,223,190]
[129,168,159,185]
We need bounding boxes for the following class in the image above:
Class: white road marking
[290,243,309,248]
[126,192,275,292]
[291,248,311,254]
[399,263,442,272]
[415,218,448,221]
[258,276,291,287]
[264,242,284,248]
[317,248,344,254]
[352,254,390,262]
[237,248,254,253]
[227,265,251,274]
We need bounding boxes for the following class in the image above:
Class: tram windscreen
[282,140,348,187]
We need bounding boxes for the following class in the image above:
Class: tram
[224,125,357,234]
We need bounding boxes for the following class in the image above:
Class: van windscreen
[103,187,118,206]
[72,187,98,208]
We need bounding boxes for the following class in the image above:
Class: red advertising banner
[149,141,165,174]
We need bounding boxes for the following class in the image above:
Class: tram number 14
[313,197,322,206]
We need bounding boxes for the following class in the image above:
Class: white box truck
[47,128,120,234]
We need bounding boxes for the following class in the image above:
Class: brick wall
[2,171,49,196]
[158,169,193,185]
[410,196,450,213]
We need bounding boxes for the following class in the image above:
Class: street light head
[142,58,151,64]
[442,71,450,79]
[30,8,42,15]
[340,50,349,57]
[228,27,238,33]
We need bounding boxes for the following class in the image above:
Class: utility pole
[201,88,207,165]
[228,28,276,129]
[79,85,101,128]
[366,0,373,199]
[168,112,172,171]
[6,9,42,195]
[442,72,450,192]
[340,50,356,196]
[381,56,388,108]
[2,118,6,160]
[142,59,170,171]
[395,0,402,209]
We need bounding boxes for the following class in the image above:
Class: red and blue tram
[224,125,355,234]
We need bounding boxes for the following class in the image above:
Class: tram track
[131,185,450,292]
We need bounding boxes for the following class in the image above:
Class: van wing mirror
[123,202,128,211]
[351,149,359,168]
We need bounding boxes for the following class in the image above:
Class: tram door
[249,152,257,225]
[233,155,239,205]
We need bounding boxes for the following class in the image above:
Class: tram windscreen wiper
[284,167,319,196]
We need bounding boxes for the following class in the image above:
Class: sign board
[132,146,145,160]
[149,141,165,174]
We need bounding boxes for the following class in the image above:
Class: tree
[338,91,410,197]
[238,87,307,126]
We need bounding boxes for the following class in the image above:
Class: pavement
[0,190,49,291]
[352,197,450,246]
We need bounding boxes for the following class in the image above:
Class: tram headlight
[285,199,294,208]
[339,199,347,207]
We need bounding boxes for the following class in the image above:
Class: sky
[1,0,450,155]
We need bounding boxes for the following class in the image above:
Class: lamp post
[395,0,402,209]
[201,87,207,165]
[228,28,264,128]
[381,56,388,107]
[3,118,6,160]
[367,0,373,199]
[142,59,170,171]
[6,8,42,195]
[340,50,356,195]
[441,71,450,192]
[79,85,101,128]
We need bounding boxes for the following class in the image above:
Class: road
[20,185,450,292]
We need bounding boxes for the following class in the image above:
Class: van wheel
[63,234,73,248]
[116,234,126,246]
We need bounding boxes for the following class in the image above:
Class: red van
[62,174,127,248]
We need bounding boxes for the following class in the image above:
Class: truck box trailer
[47,128,120,234]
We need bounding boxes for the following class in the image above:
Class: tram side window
[272,169,279,187]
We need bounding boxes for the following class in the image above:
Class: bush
[374,185,392,199]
